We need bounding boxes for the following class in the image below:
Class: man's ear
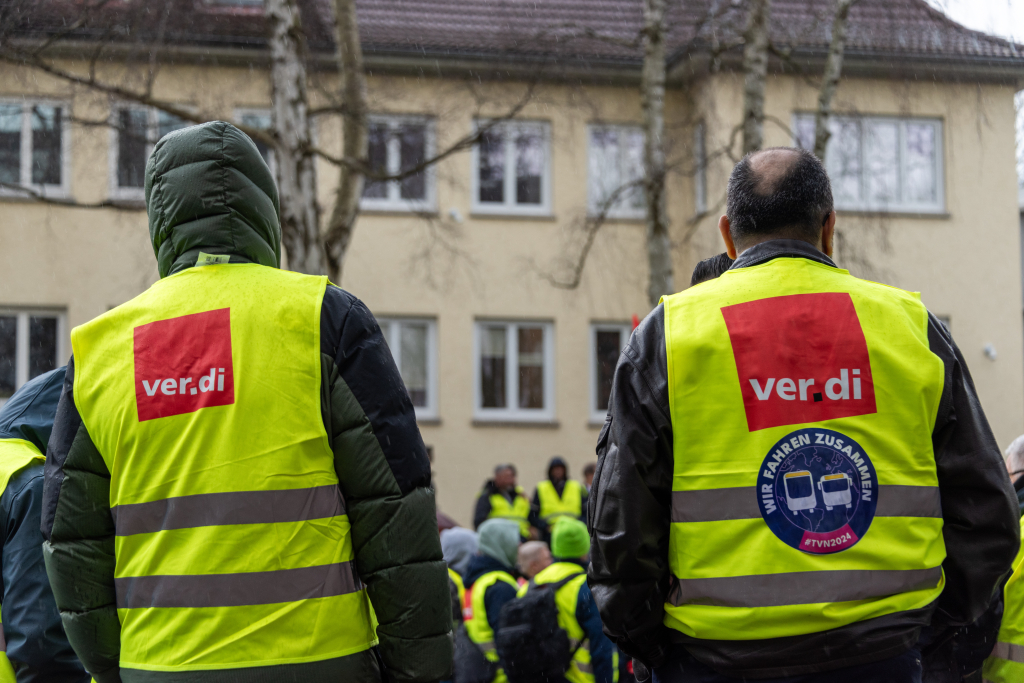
[821,211,836,257]
[719,215,737,259]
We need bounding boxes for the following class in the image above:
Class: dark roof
[5,0,1023,72]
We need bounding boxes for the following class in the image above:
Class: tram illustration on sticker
[756,428,877,554]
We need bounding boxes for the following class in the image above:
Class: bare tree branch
[814,0,857,159]
[642,0,673,308]
[742,0,770,154]
[0,182,138,210]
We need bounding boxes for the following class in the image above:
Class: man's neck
[736,234,822,256]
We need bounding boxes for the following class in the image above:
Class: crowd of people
[0,122,1022,683]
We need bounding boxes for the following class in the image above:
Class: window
[236,109,275,175]
[379,318,438,420]
[590,323,630,422]
[694,122,707,215]
[0,101,68,196]
[361,116,434,211]
[588,124,644,219]
[111,107,188,199]
[0,310,65,404]
[475,321,554,421]
[472,120,551,216]
[794,113,944,213]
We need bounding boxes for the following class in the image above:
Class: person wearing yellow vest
[458,519,521,683]
[40,122,452,682]
[0,368,89,682]
[589,148,1019,682]
[531,457,588,542]
[983,517,1024,682]
[474,464,534,540]
[519,520,616,683]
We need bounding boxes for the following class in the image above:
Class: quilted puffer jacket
[41,121,452,683]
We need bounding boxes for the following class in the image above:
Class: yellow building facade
[1,1,1023,525]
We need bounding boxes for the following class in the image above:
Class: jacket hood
[464,553,516,587]
[441,527,479,577]
[548,456,568,480]
[477,519,520,569]
[145,121,281,278]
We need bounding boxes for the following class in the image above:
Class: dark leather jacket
[588,239,1020,678]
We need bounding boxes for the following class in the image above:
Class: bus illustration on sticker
[783,471,817,515]
[818,472,854,510]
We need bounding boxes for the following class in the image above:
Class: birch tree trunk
[814,0,856,159]
[741,0,771,155]
[323,0,368,284]
[267,0,325,274]
[641,0,673,308]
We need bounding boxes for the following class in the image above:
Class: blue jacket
[464,553,519,634]
[0,368,87,682]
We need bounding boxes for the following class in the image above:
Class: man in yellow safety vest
[589,147,1020,682]
[40,122,452,682]
[531,456,587,542]
[474,464,533,540]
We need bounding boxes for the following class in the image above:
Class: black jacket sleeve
[40,358,121,683]
[927,313,1020,626]
[529,489,545,534]
[587,305,674,668]
[320,286,453,683]
[473,491,492,530]
[2,465,88,682]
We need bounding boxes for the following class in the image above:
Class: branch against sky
[814,0,857,159]
[741,0,771,155]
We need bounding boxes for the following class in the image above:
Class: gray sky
[925,0,1024,187]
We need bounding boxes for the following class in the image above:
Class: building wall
[0,59,1021,527]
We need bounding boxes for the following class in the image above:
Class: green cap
[551,518,590,559]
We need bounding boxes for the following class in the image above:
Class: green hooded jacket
[41,121,453,683]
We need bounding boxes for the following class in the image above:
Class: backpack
[495,575,581,683]
[453,623,498,683]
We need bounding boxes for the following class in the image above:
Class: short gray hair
[494,463,516,476]
[1006,435,1024,476]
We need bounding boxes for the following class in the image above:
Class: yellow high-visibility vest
[0,438,45,681]
[485,486,531,537]
[71,263,376,671]
[662,256,946,641]
[982,517,1024,682]
[449,567,466,612]
[537,480,584,525]
[519,561,618,683]
[465,570,518,683]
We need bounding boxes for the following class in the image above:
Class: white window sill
[0,186,71,201]
[836,207,949,219]
[473,418,560,429]
[360,200,436,214]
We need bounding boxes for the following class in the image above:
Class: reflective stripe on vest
[71,264,377,670]
[465,570,519,663]
[487,487,531,537]
[983,518,1024,683]
[537,480,583,523]
[449,568,466,610]
[662,257,946,642]
[520,562,593,683]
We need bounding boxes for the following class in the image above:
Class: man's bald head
[518,541,552,579]
[726,146,833,249]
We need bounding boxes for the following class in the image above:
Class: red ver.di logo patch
[133,308,235,422]
[722,292,876,432]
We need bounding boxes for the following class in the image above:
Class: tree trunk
[741,0,771,155]
[814,0,856,159]
[641,0,673,309]
[323,0,368,284]
[267,0,324,274]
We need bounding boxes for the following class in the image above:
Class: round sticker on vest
[756,428,877,554]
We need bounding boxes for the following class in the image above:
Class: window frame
[589,322,631,424]
[0,98,72,199]
[587,123,646,221]
[378,316,439,421]
[234,107,277,178]
[0,308,67,406]
[360,114,436,213]
[792,112,945,215]
[470,119,552,217]
[473,320,555,423]
[108,105,190,201]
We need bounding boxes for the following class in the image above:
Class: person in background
[523,519,616,683]
[689,252,734,287]
[474,464,533,540]
[982,516,1024,682]
[531,457,587,543]
[517,541,552,581]
[461,519,522,683]
[1005,435,1024,516]
[443,527,479,578]
[0,368,88,682]
[582,463,596,493]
